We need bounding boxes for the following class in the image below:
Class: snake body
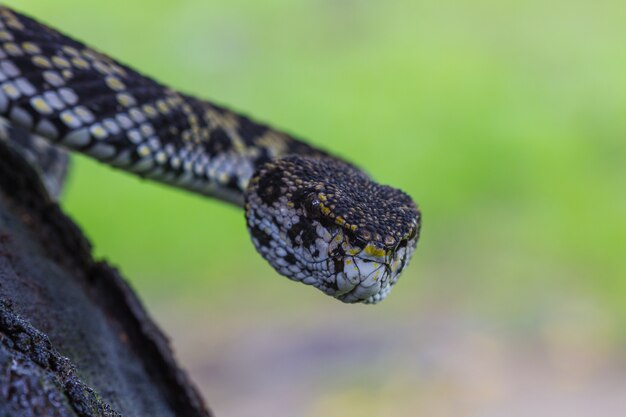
[0,7,421,304]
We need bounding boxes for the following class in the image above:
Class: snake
[0,6,421,304]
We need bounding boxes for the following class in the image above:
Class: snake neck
[155,101,331,207]
[0,7,332,207]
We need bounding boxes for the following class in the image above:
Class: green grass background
[9,0,626,326]
[5,0,626,415]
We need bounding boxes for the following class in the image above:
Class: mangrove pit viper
[0,7,421,304]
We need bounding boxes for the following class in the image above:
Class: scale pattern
[0,6,322,204]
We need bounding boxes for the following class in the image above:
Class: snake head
[245,155,421,304]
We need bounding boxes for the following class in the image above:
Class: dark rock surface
[0,137,212,417]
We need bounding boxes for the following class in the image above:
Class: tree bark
[0,140,212,416]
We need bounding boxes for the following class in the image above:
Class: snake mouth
[334,267,390,304]
[336,236,417,304]
[330,249,400,304]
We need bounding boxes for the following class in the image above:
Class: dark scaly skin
[0,6,324,204]
[0,7,421,303]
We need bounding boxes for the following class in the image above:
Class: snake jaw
[334,233,419,304]
[245,155,421,304]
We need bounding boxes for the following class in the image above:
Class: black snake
[0,6,421,304]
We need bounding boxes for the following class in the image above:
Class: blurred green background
[7,0,626,416]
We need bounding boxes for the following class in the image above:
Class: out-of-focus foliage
[7,1,626,416]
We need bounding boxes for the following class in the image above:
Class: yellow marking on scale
[2,83,19,98]
[110,64,127,76]
[392,259,400,271]
[30,97,53,114]
[5,17,24,30]
[62,46,80,56]
[71,57,90,69]
[105,76,125,91]
[93,61,111,74]
[156,100,169,114]
[52,56,71,68]
[364,245,386,258]
[140,124,154,137]
[3,42,22,56]
[75,106,94,122]
[43,71,64,86]
[117,93,135,107]
[155,152,167,164]
[142,104,157,117]
[22,42,40,54]
[60,112,80,128]
[90,124,108,140]
[137,145,151,157]
[82,49,100,61]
